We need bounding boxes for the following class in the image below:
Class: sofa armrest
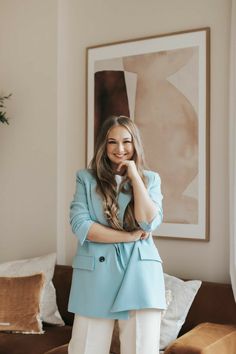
[164,322,236,354]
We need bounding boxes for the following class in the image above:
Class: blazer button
[99,256,105,262]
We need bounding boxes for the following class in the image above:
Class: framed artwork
[86,27,210,241]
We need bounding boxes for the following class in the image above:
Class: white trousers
[68,309,161,354]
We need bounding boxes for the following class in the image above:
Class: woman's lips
[114,154,126,158]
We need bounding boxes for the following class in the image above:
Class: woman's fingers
[140,232,149,240]
[130,230,150,241]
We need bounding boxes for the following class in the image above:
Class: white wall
[0,0,231,283]
[0,0,58,261]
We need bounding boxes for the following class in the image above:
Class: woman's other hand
[130,230,149,241]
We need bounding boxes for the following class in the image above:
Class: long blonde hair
[90,115,147,231]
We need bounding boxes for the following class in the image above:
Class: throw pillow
[0,273,44,334]
[160,273,202,350]
[0,253,64,326]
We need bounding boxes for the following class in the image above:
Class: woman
[68,115,166,354]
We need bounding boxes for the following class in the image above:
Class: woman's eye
[107,141,116,144]
[124,141,132,144]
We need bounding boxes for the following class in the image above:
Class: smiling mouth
[114,154,126,158]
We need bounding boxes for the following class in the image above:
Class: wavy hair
[89,115,147,231]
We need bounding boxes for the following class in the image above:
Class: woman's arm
[70,170,149,245]
[131,172,157,223]
[87,223,148,243]
[117,162,163,232]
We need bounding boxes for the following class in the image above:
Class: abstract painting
[86,28,210,240]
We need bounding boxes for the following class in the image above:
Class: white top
[115,174,123,190]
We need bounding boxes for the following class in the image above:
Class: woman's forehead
[107,125,132,139]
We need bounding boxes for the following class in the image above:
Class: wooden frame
[86,27,210,241]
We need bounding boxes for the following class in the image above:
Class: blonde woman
[68,115,166,354]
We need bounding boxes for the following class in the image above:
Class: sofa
[0,264,236,354]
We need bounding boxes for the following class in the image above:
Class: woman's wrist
[122,231,135,242]
[128,230,141,242]
[129,171,143,186]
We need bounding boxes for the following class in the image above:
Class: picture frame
[86,27,210,241]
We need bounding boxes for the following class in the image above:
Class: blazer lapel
[90,183,108,225]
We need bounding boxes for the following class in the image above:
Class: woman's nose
[117,143,125,152]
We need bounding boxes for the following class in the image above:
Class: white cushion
[0,253,64,326]
[160,273,202,349]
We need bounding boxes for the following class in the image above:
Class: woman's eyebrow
[107,137,132,141]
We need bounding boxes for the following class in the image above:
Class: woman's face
[106,125,134,169]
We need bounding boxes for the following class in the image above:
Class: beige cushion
[0,254,64,325]
[0,273,44,334]
[164,322,236,354]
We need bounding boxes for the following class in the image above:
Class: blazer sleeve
[70,170,95,246]
[137,172,163,232]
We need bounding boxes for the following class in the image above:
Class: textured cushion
[164,322,236,354]
[0,254,64,325]
[0,273,44,334]
[160,274,202,349]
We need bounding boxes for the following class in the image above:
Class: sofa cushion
[0,254,64,326]
[0,273,44,334]
[160,274,202,349]
[0,326,72,354]
[164,322,236,354]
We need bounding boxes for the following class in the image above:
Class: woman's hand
[130,229,150,242]
[117,160,139,181]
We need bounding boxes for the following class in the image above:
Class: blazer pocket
[72,255,95,271]
[138,245,162,263]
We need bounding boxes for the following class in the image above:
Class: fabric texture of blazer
[68,169,167,319]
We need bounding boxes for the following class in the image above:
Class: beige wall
[0,0,58,261]
[0,0,231,283]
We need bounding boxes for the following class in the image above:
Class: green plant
[0,93,12,125]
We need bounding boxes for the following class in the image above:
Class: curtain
[229,0,236,301]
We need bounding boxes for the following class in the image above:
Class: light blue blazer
[68,169,166,319]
